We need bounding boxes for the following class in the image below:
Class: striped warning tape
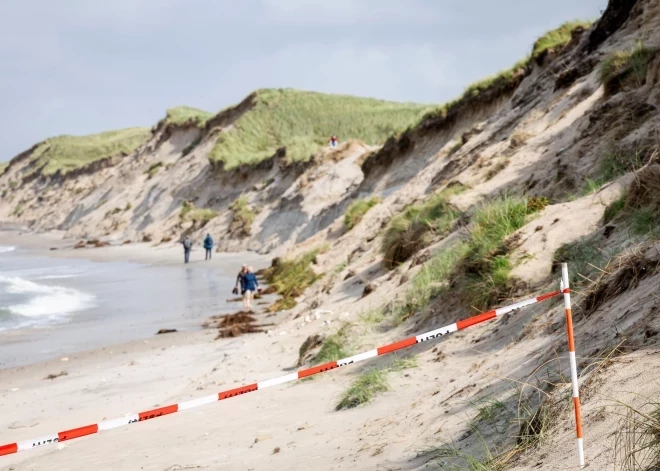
[0,289,562,458]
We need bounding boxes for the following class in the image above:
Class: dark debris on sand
[202,311,273,339]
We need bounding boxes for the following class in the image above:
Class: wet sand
[0,232,271,367]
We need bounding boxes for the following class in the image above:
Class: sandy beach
[2,233,656,471]
[0,234,449,471]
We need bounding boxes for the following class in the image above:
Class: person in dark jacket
[234,264,248,295]
[241,266,259,311]
[203,234,214,260]
[182,236,192,264]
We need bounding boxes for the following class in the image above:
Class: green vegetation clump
[556,164,660,288]
[604,195,626,224]
[12,203,24,217]
[145,162,163,179]
[459,194,533,310]
[485,160,510,181]
[105,207,122,217]
[208,88,432,169]
[553,238,613,287]
[312,326,350,365]
[264,249,322,310]
[393,242,469,323]
[344,197,381,230]
[381,187,463,269]
[625,164,660,235]
[531,20,592,60]
[336,369,390,410]
[0,162,8,175]
[26,128,151,176]
[179,201,218,227]
[629,207,660,235]
[333,259,348,274]
[335,356,417,410]
[581,146,650,195]
[601,147,648,182]
[164,106,213,128]
[463,58,530,99]
[229,196,258,236]
[601,41,655,94]
[591,163,660,236]
[359,307,385,324]
[392,194,544,322]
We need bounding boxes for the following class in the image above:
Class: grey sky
[0,0,607,162]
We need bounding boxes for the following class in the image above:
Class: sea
[0,244,254,368]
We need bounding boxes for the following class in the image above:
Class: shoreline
[0,230,273,370]
[0,230,268,269]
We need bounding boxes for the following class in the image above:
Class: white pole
[562,263,585,468]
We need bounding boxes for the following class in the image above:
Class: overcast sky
[0,0,607,162]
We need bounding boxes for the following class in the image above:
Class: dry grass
[485,160,510,181]
[381,186,463,269]
[229,196,258,236]
[344,197,381,230]
[179,201,219,227]
[580,248,660,318]
[614,399,660,471]
[145,162,163,179]
[601,41,656,95]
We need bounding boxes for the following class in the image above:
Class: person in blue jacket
[241,266,259,311]
[203,233,214,261]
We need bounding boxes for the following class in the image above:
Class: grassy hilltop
[27,127,152,176]
[208,88,433,169]
[163,106,214,128]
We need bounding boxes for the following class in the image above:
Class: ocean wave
[0,275,96,318]
[0,246,16,254]
[34,274,81,280]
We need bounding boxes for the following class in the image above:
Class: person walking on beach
[241,266,259,311]
[203,233,214,261]
[234,264,248,295]
[182,236,192,264]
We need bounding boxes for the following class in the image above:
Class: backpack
[183,239,192,249]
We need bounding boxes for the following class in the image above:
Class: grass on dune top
[530,20,592,60]
[164,106,214,127]
[208,88,433,169]
[27,127,152,176]
[426,20,592,116]
[0,162,8,175]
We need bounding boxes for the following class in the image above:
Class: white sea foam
[0,275,96,318]
[0,246,16,254]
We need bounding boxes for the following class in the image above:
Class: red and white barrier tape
[0,289,562,458]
